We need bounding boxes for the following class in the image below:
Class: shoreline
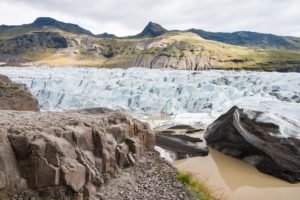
[174,148,300,200]
[1,62,300,73]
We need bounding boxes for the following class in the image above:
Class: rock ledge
[0,108,155,199]
[0,74,39,111]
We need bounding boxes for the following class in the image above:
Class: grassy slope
[158,32,300,69]
[1,27,300,70]
[177,172,215,200]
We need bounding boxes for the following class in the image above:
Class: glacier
[0,67,299,137]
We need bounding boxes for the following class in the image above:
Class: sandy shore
[175,147,300,200]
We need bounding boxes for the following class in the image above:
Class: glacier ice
[0,67,299,138]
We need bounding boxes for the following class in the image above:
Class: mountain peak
[33,17,59,26]
[31,17,92,35]
[136,21,167,38]
[146,21,158,26]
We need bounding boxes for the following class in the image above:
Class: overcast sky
[0,0,299,37]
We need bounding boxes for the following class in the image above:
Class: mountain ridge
[0,17,93,39]
[31,17,93,35]
[1,17,300,50]
[188,29,300,50]
[0,17,300,71]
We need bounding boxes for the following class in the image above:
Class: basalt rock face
[0,108,155,199]
[0,32,68,55]
[133,54,210,70]
[205,106,300,183]
[0,74,39,111]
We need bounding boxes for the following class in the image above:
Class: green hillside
[1,17,300,71]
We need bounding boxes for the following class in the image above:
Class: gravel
[95,152,197,200]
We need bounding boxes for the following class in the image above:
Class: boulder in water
[205,106,300,183]
[156,132,208,160]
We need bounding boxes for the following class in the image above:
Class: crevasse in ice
[0,67,299,138]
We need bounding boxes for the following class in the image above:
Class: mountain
[31,17,93,35]
[129,23,300,50]
[132,22,168,38]
[0,17,300,71]
[97,32,117,38]
[187,29,300,50]
[0,17,93,39]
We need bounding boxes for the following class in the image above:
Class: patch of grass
[33,53,105,67]
[177,172,215,200]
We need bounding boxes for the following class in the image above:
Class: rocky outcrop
[0,32,68,55]
[155,127,208,160]
[133,54,210,70]
[0,108,155,199]
[205,106,300,183]
[0,74,39,111]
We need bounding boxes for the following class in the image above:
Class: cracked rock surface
[0,108,155,199]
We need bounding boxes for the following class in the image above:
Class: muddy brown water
[174,141,300,200]
[144,116,300,200]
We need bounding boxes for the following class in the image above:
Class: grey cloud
[1,0,300,36]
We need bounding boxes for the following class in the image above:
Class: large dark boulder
[156,133,208,160]
[205,106,300,183]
